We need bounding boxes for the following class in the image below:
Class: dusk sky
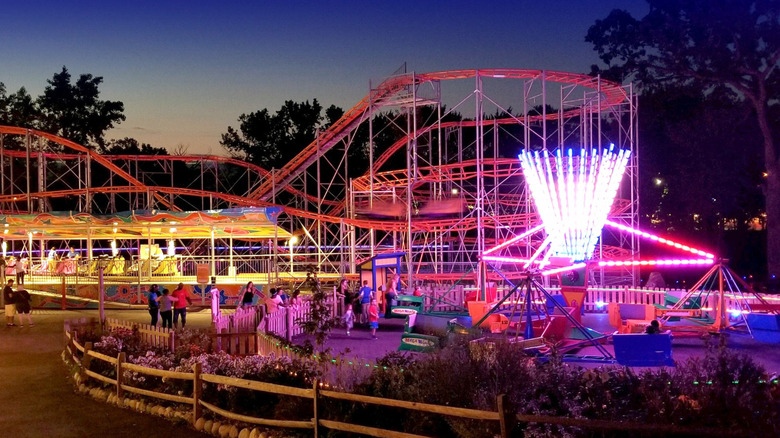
[1,1,647,155]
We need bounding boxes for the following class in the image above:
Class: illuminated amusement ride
[0,68,650,288]
[3,66,780,355]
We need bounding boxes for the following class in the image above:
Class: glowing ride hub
[482,146,715,273]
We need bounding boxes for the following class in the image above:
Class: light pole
[289,236,299,275]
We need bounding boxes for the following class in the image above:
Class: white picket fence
[262,296,338,341]
[104,317,175,351]
[211,291,261,333]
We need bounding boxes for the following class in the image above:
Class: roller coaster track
[248,69,627,202]
[0,69,630,237]
[0,126,179,211]
[0,147,341,209]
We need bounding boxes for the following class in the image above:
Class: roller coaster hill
[0,68,642,290]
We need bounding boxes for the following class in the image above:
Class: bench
[613,331,674,367]
[608,303,655,332]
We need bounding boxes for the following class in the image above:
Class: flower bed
[66,322,780,437]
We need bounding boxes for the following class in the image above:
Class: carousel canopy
[0,207,290,241]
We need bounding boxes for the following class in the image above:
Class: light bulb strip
[603,220,715,259]
[541,262,587,276]
[482,224,545,255]
[596,259,715,267]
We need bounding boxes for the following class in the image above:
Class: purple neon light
[603,220,715,259]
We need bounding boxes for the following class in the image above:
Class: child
[342,303,355,336]
[156,288,178,329]
[14,286,32,327]
[368,299,379,339]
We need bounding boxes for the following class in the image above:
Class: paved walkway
[0,309,211,438]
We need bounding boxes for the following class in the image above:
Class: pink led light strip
[541,262,587,276]
[603,220,715,259]
[482,255,542,264]
[482,224,545,256]
[597,259,714,267]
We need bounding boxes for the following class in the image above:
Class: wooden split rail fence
[64,319,743,438]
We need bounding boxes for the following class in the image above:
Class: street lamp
[289,236,299,274]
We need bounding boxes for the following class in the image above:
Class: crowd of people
[335,276,415,339]
[237,281,301,313]
[146,282,193,329]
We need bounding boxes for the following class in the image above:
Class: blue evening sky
[0,1,647,154]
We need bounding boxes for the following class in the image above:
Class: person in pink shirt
[171,282,192,328]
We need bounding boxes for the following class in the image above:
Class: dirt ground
[0,309,212,438]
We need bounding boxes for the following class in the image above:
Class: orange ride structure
[0,67,641,287]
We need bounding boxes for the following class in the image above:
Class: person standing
[342,303,354,336]
[16,254,27,285]
[6,257,16,282]
[368,299,379,339]
[147,285,160,326]
[241,281,258,309]
[171,282,192,328]
[156,289,176,329]
[358,280,373,325]
[4,279,16,326]
[0,255,6,284]
[14,285,32,327]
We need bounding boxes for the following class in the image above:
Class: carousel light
[110,240,118,257]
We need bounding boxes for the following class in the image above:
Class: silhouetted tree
[586,0,780,277]
[36,67,125,150]
[221,99,325,170]
[103,137,168,155]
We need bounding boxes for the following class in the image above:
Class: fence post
[312,378,320,438]
[116,352,126,399]
[497,393,513,438]
[81,342,93,380]
[169,330,176,353]
[192,362,202,423]
[286,307,293,341]
[61,276,67,310]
